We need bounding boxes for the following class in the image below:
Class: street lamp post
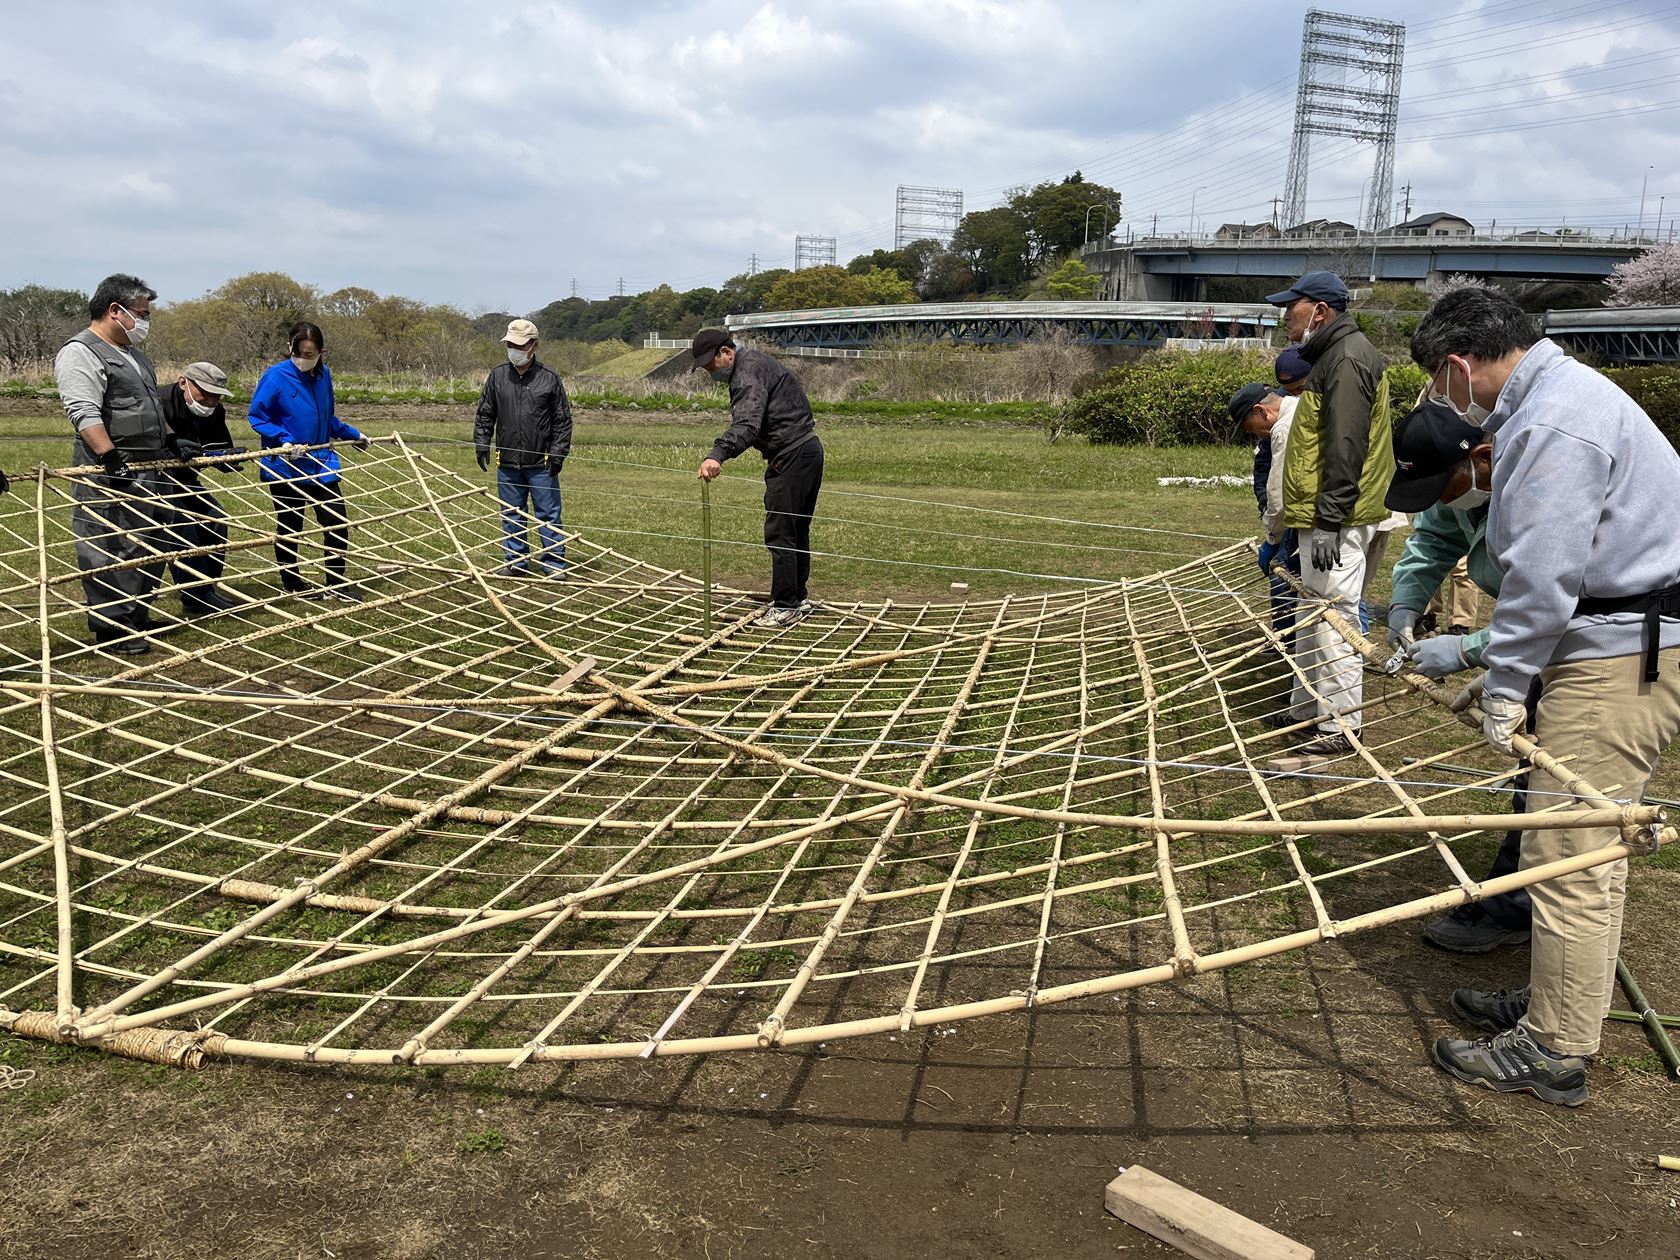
[1639,165,1654,240]
[1083,202,1112,250]
[1188,185,1208,239]
[1658,195,1667,241]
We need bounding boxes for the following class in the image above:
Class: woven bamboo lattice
[0,437,1670,1069]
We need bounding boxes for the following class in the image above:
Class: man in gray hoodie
[1409,288,1680,1107]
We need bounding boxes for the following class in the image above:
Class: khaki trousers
[1518,646,1680,1056]
[1427,558,1482,628]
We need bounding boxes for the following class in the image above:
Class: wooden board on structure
[1104,1165,1313,1260]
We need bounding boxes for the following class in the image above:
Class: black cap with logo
[1385,401,1487,511]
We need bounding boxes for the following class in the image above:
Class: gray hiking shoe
[755,605,806,628]
[1431,1023,1587,1107]
[1423,905,1531,954]
[1267,731,1355,771]
[1450,984,1531,1033]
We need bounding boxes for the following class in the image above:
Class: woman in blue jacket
[246,321,367,600]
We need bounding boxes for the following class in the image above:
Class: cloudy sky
[1,0,1675,313]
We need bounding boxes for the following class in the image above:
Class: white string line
[408,435,1252,543]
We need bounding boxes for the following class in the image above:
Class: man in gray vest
[54,274,188,655]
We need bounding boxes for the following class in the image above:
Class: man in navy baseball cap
[1265,269,1349,314]
[1274,344,1311,395]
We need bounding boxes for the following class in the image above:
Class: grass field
[2,398,1677,1260]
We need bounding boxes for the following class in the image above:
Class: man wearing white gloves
[1406,288,1680,1107]
[1263,270,1396,764]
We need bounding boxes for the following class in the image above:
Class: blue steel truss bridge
[724,301,1278,351]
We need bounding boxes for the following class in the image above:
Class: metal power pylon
[895,185,963,249]
[794,235,838,270]
[1280,9,1405,233]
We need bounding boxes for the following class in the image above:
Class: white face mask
[117,305,150,345]
[185,394,216,418]
[507,346,533,368]
[292,354,320,373]
[1442,461,1490,512]
[1430,360,1492,426]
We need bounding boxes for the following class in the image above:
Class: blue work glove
[1257,540,1280,577]
[1386,606,1419,651]
[208,446,248,475]
[1308,526,1342,573]
[1405,633,1470,678]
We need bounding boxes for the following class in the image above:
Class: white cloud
[2,0,1675,308]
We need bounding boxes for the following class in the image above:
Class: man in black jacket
[692,329,822,628]
[161,361,244,615]
[474,319,572,577]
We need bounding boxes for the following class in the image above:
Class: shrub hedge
[1066,350,1680,449]
[1066,350,1432,446]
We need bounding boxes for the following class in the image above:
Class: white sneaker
[756,605,806,628]
[797,598,819,614]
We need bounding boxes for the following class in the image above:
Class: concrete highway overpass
[1089,234,1643,301]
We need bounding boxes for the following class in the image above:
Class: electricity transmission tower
[1280,9,1405,233]
[794,235,837,270]
[895,185,963,249]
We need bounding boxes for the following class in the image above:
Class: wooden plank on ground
[1104,1165,1314,1260]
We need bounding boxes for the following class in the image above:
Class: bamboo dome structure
[0,439,1667,1069]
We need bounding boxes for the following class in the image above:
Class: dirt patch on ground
[5,914,1677,1259]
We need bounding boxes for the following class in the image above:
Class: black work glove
[349,436,371,452]
[0,468,10,496]
[1309,526,1342,573]
[476,447,492,472]
[168,434,204,463]
[99,447,135,489]
[547,456,564,476]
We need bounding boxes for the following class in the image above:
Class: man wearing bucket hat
[159,360,245,616]
[474,318,572,577]
[1263,270,1395,765]
[691,329,823,628]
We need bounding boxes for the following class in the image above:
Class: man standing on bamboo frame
[1411,287,1680,1107]
[691,329,823,629]
[54,273,191,655]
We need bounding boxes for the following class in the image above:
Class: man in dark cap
[692,329,823,628]
[1262,269,1395,764]
[1228,383,1299,646]
[1274,344,1310,397]
[1382,400,1533,955]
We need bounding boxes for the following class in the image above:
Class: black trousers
[763,437,823,608]
[270,478,349,589]
[168,474,229,595]
[1476,677,1547,930]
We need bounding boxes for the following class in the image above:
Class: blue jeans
[1268,530,1302,648]
[495,465,564,571]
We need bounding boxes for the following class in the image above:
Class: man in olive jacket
[474,319,571,576]
[1265,270,1395,762]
